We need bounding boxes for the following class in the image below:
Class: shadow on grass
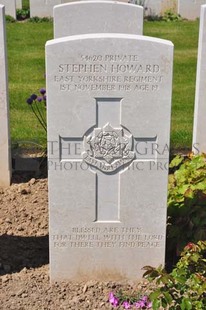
[0,234,49,275]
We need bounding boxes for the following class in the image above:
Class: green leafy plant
[167,154,206,263]
[162,9,182,22]
[5,15,16,23]
[28,16,53,23]
[143,241,206,309]
[16,9,30,20]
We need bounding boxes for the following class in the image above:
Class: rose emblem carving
[82,123,135,173]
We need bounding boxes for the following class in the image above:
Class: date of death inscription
[52,54,166,93]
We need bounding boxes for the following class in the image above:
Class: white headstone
[16,0,22,9]
[0,0,16,19]
[46,33,173,281]
[30,0,62,18]
[161,0,177,13]
[54,1,143,38]
[143,0,177,17]
[178,0,206,20]
[30,0,130,18]
[0,5,11,187]
[193,5,206,153]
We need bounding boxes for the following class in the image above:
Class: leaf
[161,297,168,308]
[190,253,200,263]
[160,275,171,285]
[175,275,187,285]
[198,240,206,249]
[169,155,184,168]
[181,298,192,310]
[190,156,206,169]
[168,174,175,185]
[175,170,187,184]
[149,290,162,300]
[163,291,173,304]
[178,184,190,195]
[142,266,160,279]
[184,188,194,199]
[152,299,161,310]
[142,265,155,271]
[142,269,155,278]
[195,182,206,191]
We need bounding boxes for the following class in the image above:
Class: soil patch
[0,176,152,310]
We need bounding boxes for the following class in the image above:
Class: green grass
[6,20,199,150]
[7,21,53,148]
[22,0,30,10]
[144,21,199,150]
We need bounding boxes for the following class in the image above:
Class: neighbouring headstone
[46,33,173,281]
[16,0,22,9]
[0,0,16,19]
[178,0,206,20]
[54,1,143,38]
[0,5,11,187]
[161,0,177,14]
[141,0,177,17]
[29,0,78,18]
[30,0,130,18]
[30,0,62,18]
[193,5,206,153]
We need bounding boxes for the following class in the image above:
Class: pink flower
[135,300,145,308]
[135,296,152,309]
[109,292,119,307]
[147,301,152,308]
[142,296,148,302]
[122,301,131,309]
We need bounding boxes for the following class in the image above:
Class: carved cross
[60,98,157,223]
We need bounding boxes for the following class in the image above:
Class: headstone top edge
[0,4,5,9]
[54,1,143,10]
[46,33,174,47]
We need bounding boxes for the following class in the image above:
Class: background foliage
[166,154,206,266]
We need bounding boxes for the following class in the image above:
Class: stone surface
[178,0,206,20]
[0,0,16,18]
[54,1,143,38]
[46,33,173,281]
[16,0,22,9]
[30,0,62,18]
[0,5,11,187]
[29,0,87,18]
[193,5,206,153]
[30,0,139,18]
[160,0,177,14]
[139,0,177,17]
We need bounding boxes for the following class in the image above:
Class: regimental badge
[82,123,135,173]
